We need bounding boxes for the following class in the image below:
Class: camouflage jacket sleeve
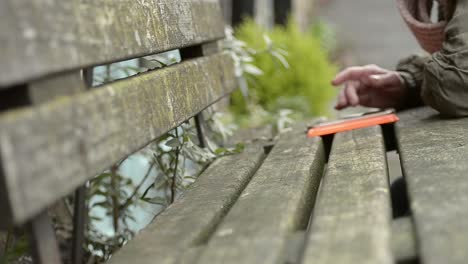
[396,0,468,117]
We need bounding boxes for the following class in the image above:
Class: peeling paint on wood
[0,53,236,226]
[0,0,225,87]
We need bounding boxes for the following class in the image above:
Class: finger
[345,81,360,106]
[335,89,348,110]
[332,65,385,86]
[367,72,403,88]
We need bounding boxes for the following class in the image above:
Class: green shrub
[232,19,337,118]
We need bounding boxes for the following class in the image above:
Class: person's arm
[415,0,468,116]
[333,1,468,115]
[395,55,429,110]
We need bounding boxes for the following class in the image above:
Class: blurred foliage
[230,19,337,120]
[1,231,30,264]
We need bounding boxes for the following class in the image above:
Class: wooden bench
[108,107,468,264]
[2,1,468,264]
[0,1,233,263]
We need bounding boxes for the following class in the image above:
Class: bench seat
[110,124,391,264]
[109,107,468,264]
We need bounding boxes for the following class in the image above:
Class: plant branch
[120,161,156,212]
[110,165,120,234]
[171,130,181,204]
[3,229,11,256]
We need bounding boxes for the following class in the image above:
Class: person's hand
[332,64,407,110]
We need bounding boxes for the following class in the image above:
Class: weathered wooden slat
[0,0,225,87]
[0,166,12,230]
[0,53,236,226]
[196,127,325,263]
[280,231,307,264]
[396,107,468,264]
[28,71,87,104]
[27,211,62,264]
[303,127,393,264]
[392,217,418,263]
[176,246,204,264]
[0,71,88,230]
[109,146,266,264]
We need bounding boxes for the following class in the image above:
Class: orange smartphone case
[307,111,399,138]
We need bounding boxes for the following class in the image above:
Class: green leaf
[89,216,103,222]
[89,189,107,197]
[234,143,246,153]
[243,64,263,76]
[166,138,181,148]
[92,173,113,183]
[184,175,198,181]
[214,148,228,155]
[271,50,290,69]
[143,197,168,206]
[91,201,111,209]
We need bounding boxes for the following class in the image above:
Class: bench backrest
[0,0,234,236]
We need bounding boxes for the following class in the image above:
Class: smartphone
[307,109,399,138]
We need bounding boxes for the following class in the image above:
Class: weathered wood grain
[219,0,233,24]
[0,165,12,230]
[196,127,325,263]
[109,146,266,264]
[0,0,225,87]
[176,246,204,264]
[396,107,468,264]
[27,211,62,264]
[392,217,418,263]
[0,72,87,230]
[303,127,393,264]
[0,53,236,226]
[28,71,87,104]
[280,231,307,264]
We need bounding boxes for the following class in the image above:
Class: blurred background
[221,0,421,68]
[318,0,421,68]
[219,0,423,121]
